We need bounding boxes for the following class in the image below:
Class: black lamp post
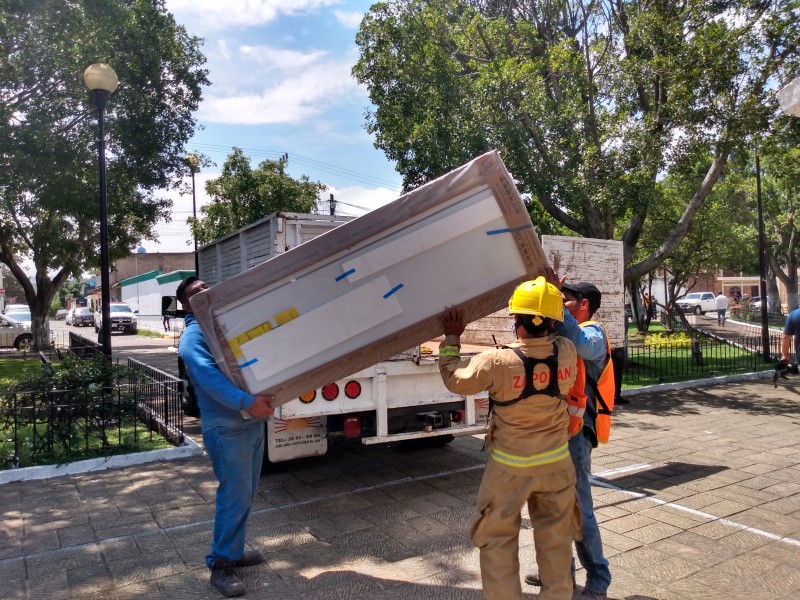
[84,63,118,358]
[755,140,770,362]
[186,154,200,275]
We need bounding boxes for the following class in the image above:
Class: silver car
[0,314,34,351]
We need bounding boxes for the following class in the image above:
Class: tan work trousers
[471,458,581,600]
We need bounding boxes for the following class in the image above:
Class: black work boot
[210,558,246,597]
[232,549,264,567]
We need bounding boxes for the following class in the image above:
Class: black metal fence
[0,353,185,470]
[127,358,184,447]
[68,331,103,357]
[623,335,779,386]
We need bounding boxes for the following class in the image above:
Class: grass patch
[0,357,41,388]
[136,329,166,339]
[1,419,172,469]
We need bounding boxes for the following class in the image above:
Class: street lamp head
[83,63,119,94]
[186,153,200,174]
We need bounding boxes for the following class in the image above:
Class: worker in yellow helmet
[437,276,581,600]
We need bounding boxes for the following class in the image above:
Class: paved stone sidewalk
[1,377,799,599]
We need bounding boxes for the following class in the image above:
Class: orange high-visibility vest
[566,321,615,443]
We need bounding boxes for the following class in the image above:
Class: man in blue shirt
[177,276,274,597]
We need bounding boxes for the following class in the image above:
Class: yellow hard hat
[508,276,564,322]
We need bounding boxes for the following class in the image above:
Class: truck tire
[400,434,455,451]
[694,305,702,315]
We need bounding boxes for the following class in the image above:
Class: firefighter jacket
[439,333,578,476]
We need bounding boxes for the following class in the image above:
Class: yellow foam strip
[274,307,299,326]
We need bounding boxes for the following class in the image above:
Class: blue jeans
[570,432,611,594]
[202,422,265,568]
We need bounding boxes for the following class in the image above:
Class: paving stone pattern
[1,328,799,599]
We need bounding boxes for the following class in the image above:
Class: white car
[3,309,31,326]
[94,302,138,334]
[676,292,717,315]
[0,314,34,351]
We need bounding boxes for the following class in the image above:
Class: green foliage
[0,0,209,349]
[353,0,800,283]
[192,148,327,244]
[0,355,170,469]
[5,354,128,393]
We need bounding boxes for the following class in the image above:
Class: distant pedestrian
[163,313,171,331]
[715,291,728,326]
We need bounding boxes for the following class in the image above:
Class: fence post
[691,334,703,366]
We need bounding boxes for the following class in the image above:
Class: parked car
[94,302,138,334]
[70,307,94,327]
[55,309,68,320]
[750,296,771,311]
[676,292,717,315]
[0,314,34,351]
[3,304,28,314]
[4,309,31,326]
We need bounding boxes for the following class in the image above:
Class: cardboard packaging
[190,150,550,406]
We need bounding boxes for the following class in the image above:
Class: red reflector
[321,383,339,401]
[343,416,361,438]
[344,380,361,399]
[451,409,465,423]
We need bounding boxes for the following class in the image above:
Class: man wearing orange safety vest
[437,277,581,600]
[526,280,614,600]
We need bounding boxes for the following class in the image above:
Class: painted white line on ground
[594,463,652,478]
[591,477,800,549]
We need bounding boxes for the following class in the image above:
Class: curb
[622,369,773,398]
[0,434,203,485]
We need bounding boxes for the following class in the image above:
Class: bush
[643,331,692,348]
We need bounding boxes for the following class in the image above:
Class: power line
[189,142,401,191]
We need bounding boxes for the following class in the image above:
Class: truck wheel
[14,335,33,352]
[694,306,702,315]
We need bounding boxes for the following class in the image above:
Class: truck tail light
[343,416,361,438]
[344,380,361,399]
[299,390,316,404]
[450,409,465,423]
[321,383,339,401]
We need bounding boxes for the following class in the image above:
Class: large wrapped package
[190,150,549,406]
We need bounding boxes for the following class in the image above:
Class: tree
[353,0,799,285]
[191,148,327,244]
[760,120,800,312]
[0,0,208,349]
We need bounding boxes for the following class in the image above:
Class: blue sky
[148,0,403,253]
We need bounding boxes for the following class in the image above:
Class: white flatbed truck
[183,212,623,464]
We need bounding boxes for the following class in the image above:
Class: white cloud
[199,58,359,125]
[166,0,342,33]
[239,45,329,70]
[334,9,365,28]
